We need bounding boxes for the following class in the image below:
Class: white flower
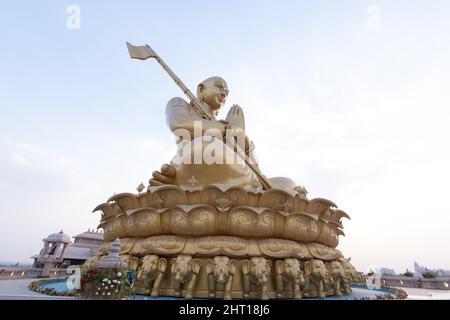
[107,292,111,296]
[115,289,119,293]
[95,292,99,295]
[117,281,121,284]
[117,272,122,277]
[107,280,111,284]
[97,287,101,290]
[102,283,105,286]
[102,292,106,295]
[112,280,117,283]
[102,278,108,282]
[110,285,114,288]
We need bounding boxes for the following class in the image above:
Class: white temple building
[31,229,105,276]
[414,261,450,278]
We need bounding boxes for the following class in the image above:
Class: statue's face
[311,260,325,274]
[285,259,300,274]
[341,261,354,272]
[251,257,269,278]
[175,255,192,273]
[330,262,343,273]
[143,255,159,269]
[213,256,230,282]
[199,78,229,111]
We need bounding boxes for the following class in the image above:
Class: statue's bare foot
[149,163,176,186]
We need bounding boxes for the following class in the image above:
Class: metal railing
[0,268,68,280]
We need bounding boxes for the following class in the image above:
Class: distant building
[31,229,105,276]
[414,261,450,278]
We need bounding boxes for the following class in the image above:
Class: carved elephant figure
[326,261,352,295]
[242,257,272,300]
[357,272,366,283]
[121,254,140,271]
[170,255,201,299]
[304,259,331,298]
[136,255,167,296]
[206,256,237,300]
[339,259,364,284]
[275,258,305,299]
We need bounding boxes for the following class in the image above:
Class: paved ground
[0,279,73,300]
[398,287,450,300]
[0,279,449,300]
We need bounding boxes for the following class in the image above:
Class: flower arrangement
[356,286,408,300]
[388,287,408,299]
[374,287,408,300]
[79,268,100,294]
[78,267,134,299]
[28,279,76,297]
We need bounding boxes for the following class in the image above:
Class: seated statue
[90,44,358,300]
[150,76,297,192]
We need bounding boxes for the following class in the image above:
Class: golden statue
[151,76,298,192]
[91,43,363,299]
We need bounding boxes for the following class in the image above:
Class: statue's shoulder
[166,97,190,109]
[165,97,193,125]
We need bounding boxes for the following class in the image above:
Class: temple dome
[44,230,71,244]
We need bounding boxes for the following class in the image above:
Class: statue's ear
[137,257,144,268]
[159,258,167,272]
[304,261,311,274]
[241,260,250,275]
[170,258,177,273]
[275,260,284,274]
[266,259,272,271]
[191,259,201,274]
[229,260,237,274]
[132,257,139,270]
[197,83,205,98]
[206,259,214,274]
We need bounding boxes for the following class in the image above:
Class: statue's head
[250,257,271,279]
[339,259,355,272]
[141,255,159,270]
[328,261,344,274]
[213,256,230,283]
[121,254,138,270]
[307,259,327,277]
[172,254,193,273]
[284,258,301,274]
[197,76,229,114]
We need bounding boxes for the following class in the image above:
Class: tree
[421,271,437,279]
[403,269,414,277]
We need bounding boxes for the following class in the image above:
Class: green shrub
[421,271,437,279]
[402,270,414,277]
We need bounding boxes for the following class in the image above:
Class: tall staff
[126,42,273,190]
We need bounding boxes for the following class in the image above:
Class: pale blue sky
[1,1,450,273]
